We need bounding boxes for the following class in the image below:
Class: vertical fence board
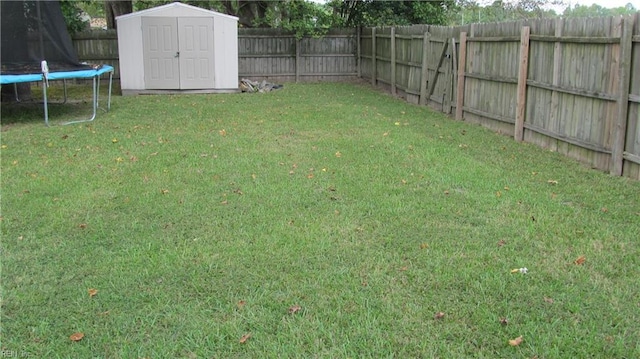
[515,26,530,141]
[611,16,634,175]
[456,32,467,121]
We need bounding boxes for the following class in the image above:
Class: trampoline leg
[13,83,21,102]
[62,79,68,104]
[107,72,113,111]
[43,79,49,127]
[61,76,97,125]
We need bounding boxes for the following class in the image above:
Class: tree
[453,0,561,25]
[60,1,89,34]
[562,2,637,17]
[218,1,271,27]
[105,0,133,29]
[327,0,456,27]
[264,0,338,38]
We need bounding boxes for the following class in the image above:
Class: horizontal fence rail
[71,13,640,179]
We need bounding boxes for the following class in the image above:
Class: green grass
[1,82,639,358]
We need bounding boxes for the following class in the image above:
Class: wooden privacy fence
[71,14,640,179]
[72,28,359,83]
[361,13,640,180]
[238,28,358,83]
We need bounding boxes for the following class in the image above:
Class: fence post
[295,37,301,83]
[391,27,396,95]
[357,27,361,78]
[447,37,458,115]
[514,26,530,141]
[419,31,430,106]
[455,32,467,121]
[611,15,634,176]
[371,27,377,86]
[549,18,564,140]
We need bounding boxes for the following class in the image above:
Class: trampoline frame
[0,65,114,126]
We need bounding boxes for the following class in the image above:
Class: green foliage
[452,0,561,25]
[76,1,105,17]
[60,0,89,34]
[265,0,338,38]
[133,0,223,12]
[328,0,456,27]
[562,3,638,17]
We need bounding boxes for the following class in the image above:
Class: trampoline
[1,64,114,126]
[1,0,114,126]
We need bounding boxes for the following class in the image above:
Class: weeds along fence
[72,13,640,179]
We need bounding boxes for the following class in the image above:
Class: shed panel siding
[116,2,238,93]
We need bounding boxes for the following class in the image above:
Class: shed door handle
[175,52,180,58]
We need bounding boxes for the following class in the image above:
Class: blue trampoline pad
[47,65,114,80]
[0,73,43,84]
[0,65,114,84]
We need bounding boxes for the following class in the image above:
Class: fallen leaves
[69,332,84,342]
[574,255,586,265]
[335,151,342,158]
[543,297,554,304]
[88,288,98,298]
[499,317,509,326]
[288,305,302,314]
[239,333,251,344]
[508,336,523,346]
[434,312,445,320]
[511,267,528,274]
[547,180,558,185]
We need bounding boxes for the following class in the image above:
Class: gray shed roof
[116,2,238,21]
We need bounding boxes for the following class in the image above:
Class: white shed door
[142,17,180,89]
[178,17,215,90]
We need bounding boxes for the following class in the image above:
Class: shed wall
[117,16,145,90]
[116,3,238,92]
[214,16,238,89]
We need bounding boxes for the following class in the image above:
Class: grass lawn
[1,81,639,358]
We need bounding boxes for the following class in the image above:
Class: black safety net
[1,0,92,75]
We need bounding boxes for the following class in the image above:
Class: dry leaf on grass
[69,332,84,342]
[239,333,251,344]
[574,255,586,265]
[88,288,98,298]
[434,312,445,320]
[500,317,509,326]
[237,300,246,309]
[543,297,554,304]
[288,305,302,314]
[508,336,523,346]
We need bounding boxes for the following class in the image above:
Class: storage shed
[116,2,238,95]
